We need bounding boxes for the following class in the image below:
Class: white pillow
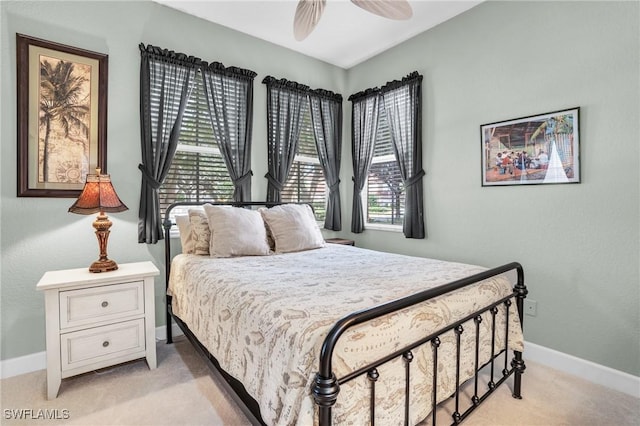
[175,215,195,254]
[203,205,271,258]
[188,207,210,256]
[260,204,325,253]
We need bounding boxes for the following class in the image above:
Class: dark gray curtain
[138,44,198,244]
[263,76,310,203]
[309,89,343,231]
[380,72,425,239]
[201,63,257,202]
[348,89,380,233]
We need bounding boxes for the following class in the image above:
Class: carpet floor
[1,337,638,425]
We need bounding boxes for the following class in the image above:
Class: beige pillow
[188,207,210,255]
[260,204,325,253]
[175,215,195,254]
[203,204,270,258]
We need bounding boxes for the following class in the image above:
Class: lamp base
[88,212,118,273]
[89,258,119,273]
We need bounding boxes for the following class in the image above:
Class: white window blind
[366,102,405,226]
[157,70,234,218]
[281,105,327,221]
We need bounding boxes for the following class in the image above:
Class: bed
[163,201,527,425]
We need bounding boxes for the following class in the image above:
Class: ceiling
[153,0,482,69]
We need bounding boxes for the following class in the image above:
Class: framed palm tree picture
[17,34,108,197]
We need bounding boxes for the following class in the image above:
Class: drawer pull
[101,301,109,308]
[102,341,110,348]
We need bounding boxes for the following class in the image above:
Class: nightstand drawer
[60,281,144,329]
[60,319,145,371]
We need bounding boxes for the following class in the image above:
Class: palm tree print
[39,56,91,183]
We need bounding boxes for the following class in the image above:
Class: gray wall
[341,1,639,376]
[1,0,638,378]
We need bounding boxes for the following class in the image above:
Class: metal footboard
[312,262,527,426]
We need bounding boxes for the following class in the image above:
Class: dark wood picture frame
[17,34,108,197]
[480,107,580,186]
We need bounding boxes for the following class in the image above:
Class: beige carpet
[1,337,638,425]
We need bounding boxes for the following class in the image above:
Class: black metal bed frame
[163,201,528,426]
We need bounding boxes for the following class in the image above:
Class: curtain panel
[138,44,199,244]
[138,44,257,243]
[201,63,257,202]
[309,89,343,231]
[262,76,311,203]
[380,72,425,239]
[348,89,380,233]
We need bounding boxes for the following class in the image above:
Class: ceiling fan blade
[293,0,326,41]
[351,0,413,20]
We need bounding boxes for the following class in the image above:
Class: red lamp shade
[69,169,128,272]
[68,171,128,215]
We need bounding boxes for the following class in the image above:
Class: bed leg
[312,373,339,426]
[166,297,173,344]
[511,351,525,399]
[512,265,528,399]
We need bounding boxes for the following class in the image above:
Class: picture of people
[481,108,580,186]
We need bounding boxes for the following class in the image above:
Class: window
[281,106,327,221]
[157,70,234,218]
[350,72,423,237]
[365,104,404,227]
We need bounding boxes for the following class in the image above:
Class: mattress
[168,244,523,425]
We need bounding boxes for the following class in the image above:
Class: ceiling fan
[294,0,413,41]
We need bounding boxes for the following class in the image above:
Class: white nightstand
[36,261,159,400]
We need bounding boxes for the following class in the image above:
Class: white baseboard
[154,322,184,342]
[2,337,638,398]
[0,350,46,380]
[524,341,640,398]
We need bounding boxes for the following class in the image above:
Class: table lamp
[68,168,128,273]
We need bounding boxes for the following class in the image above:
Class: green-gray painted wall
[2,1,638,377]
[0,0,346,361]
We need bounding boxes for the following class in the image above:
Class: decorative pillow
[188,207,211,256]
[175,215,195,254]
[260,204,325,254]
[203,204,271,258]
[265,225,276,252]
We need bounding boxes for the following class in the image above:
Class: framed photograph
[481,107,580,186]
[17,34,108,197]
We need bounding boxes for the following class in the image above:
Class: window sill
[365,223,403,233]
